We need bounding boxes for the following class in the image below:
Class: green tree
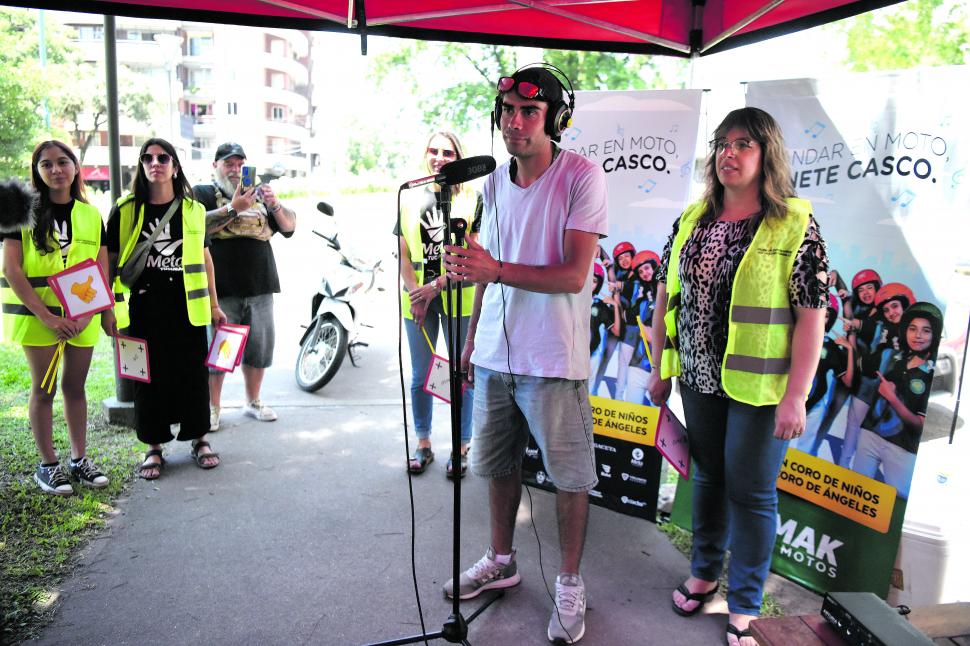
[0,8,76,176]
[54,64,156,165]
[840,0,968,71]
[370,42,681,133]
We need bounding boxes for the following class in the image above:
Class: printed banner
[671,67,968,597]
[522,89,703,520]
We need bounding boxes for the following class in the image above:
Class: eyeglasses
[140,153,172,165]
[427,147,457,160]
[710,138,759,155]
[497,76,546,100]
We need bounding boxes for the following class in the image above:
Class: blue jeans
[680,384,789,616]
[403,298,473,444]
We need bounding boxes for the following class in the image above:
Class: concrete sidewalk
[31,383,820,645]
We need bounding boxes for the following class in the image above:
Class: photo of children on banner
[115,334,150,383]
[793,268,942,499]
[205,323,250,373]
[656,404,690,479]
[420,326,467,404]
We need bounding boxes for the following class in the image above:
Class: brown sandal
[191,440,220,469]
[136,449,164,480]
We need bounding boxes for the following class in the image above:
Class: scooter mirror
[316,202,334,216]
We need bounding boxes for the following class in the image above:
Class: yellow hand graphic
[218,339,233,359]
[70,275,97,304]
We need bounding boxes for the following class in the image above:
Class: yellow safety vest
[1,201,103,347]
[399,187,478,319]
[661,198,811,406]
[112,195,211,328]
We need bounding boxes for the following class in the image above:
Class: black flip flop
[408,447,434,474]
[671,582,718,617]
[725,622,753,645]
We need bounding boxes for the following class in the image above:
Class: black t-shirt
[193,183,292,298]
[106,200,209,294]
[0,201,106,257]
[861,354,932,453]
[806,336,849,411]
[392,188,484,286]
[590,295,617,352]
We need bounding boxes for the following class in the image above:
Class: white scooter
[294,202,383,392]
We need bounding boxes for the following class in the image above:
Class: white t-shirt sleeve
[565,160,609,239]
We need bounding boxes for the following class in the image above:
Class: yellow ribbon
[423,326,459,360]
[41,341,65,395]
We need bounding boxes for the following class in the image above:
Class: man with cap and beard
[193,143,296,429]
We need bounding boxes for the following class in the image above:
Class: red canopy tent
[19,0,902,56]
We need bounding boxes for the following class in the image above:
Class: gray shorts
[472,366,598,492]
[209,294,276,371]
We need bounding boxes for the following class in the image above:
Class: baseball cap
[214,142,247,161]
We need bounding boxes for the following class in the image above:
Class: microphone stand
[367,183,504,646]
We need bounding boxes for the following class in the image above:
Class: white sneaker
[209,406,221,432]
[243,399,278,422]
[547,573,586,644]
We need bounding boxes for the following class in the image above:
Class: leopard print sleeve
[789,216,829,309]
[656,217,680,284]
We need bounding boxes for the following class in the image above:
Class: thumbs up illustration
[219,339,232,359]
[70,275,97,303]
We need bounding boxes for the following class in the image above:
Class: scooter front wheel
[295,316,348,392]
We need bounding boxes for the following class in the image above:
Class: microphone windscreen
[0,180,37,233]
[440,156,497,186]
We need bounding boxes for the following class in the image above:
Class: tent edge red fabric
[8,0,904,58]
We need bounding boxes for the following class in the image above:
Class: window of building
[189,35,213,56]
[227,102,238,115]
[190,103,213,123]
[77,25,104,41]
[268,137,286,154]
[268,72,286,89]
[120,135,134,147]
[271,106,286,122]
[269,38,287,57]
[188,68,213,90]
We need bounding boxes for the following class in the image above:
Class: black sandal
[136,449,164,480]
[408,447,434,474]
[191,440,220,469]
[671,582,718,617]
[446,453,468,479]
[725,622,754,645]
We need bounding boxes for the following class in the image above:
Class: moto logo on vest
[776,516,843,578]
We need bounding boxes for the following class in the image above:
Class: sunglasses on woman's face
[496,76,544,100]
[140,153,172,165]
[427,147,457,159]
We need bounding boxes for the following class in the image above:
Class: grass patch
[0,338,141,644]
[657,519,785,618]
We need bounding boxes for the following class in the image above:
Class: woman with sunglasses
[106,139,226,479]
[648,108,828,646]
[1,140,115,495]
[395,131,482,477]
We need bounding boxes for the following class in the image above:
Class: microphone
[316,201,334,216]
[0,180,37,233]
[400,155,496,190]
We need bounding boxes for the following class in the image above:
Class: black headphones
[492,63,576,140]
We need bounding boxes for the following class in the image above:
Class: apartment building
[56,12,314,185]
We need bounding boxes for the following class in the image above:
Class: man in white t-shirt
[443,64,608,644]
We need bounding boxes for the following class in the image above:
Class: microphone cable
[394,186,431,645]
